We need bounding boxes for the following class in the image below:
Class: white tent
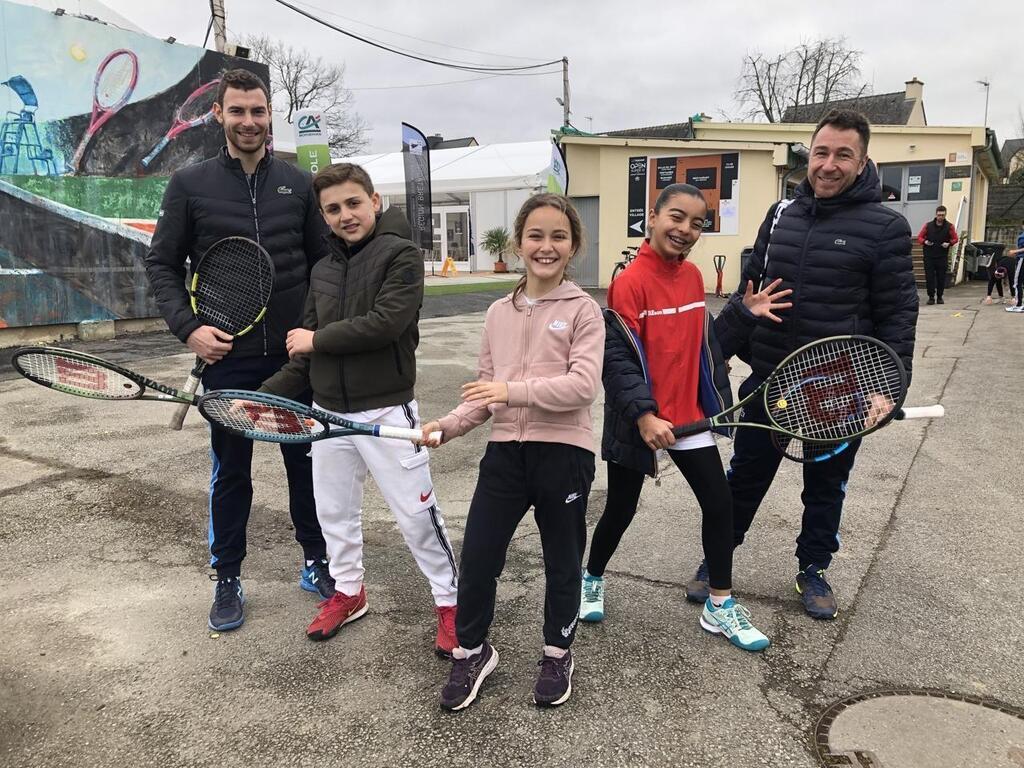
[341,141,554,196]
[332,141,554,271]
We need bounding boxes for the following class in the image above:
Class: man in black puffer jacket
[145,69,333,632]
[690,109,919,620]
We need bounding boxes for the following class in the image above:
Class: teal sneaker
[700,597,770,652]
[579,571,605,623]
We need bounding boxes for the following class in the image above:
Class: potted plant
[482,227,512,273]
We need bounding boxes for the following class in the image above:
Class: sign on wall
[626,152,740,237]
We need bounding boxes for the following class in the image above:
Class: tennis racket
[673,335,938,444]
[713,254,726,297]
[197,390,441,445]
[69,48,139,174]
[168,237,275,431]
[140,79,220,169]
[770,404,943,463]
[12,347,191,404]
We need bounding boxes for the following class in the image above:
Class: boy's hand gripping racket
[168,237,275,430]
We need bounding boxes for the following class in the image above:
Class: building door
[879,162,944,232]
[428,206,471,270]
[569,196,600,287]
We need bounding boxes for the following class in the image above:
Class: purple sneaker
[533,650,574,707]
[440,644,498,711]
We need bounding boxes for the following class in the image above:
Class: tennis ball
[70,44,87,62]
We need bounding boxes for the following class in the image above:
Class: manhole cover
[814,689,1024,767]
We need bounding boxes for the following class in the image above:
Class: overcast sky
[75,0,1024,155]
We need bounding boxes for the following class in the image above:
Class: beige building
[562,79,1002,290]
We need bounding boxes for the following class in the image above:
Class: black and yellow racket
[168,236,275,430]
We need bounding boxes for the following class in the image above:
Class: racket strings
[179,85,218,123]
[201,397,315,440]
[16,352,141,399]
[96,53,136,108]
[194,240,274,334]
[767,339,903,440]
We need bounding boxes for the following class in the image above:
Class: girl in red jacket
[579,183,790,652]
[422,194,604,711]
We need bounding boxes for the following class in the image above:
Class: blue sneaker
[208,575,245,631]
[300,558,336,599]
[685,560,710,603]
[795,566,838,619]
[700,597,770,652]
[579,571,604,623]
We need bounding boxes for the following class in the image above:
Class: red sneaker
[306,586,368,641]
[435,605,457,657]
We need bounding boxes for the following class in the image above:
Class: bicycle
[611,245,639,282]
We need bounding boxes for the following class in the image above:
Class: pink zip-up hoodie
[437,280,604,453]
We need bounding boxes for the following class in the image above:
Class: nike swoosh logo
[420,489,433,502]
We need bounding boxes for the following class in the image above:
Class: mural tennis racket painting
[140,79,220,169]
[69,48,139,174]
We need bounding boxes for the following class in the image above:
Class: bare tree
[735,37,869,123]
[243,35,368,157]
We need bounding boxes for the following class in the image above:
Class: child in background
[1005,222,1024,313]
[422,194,604,711]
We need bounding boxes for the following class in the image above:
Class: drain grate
[814,688,1024,767]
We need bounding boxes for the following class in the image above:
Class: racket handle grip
[896,405,945,420]
[672,419,713,439]
[376,425,441,444]
[169,375,201,430]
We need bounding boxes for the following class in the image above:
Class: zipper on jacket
[519,302,533,440]
[243,165,267,356]
[790,211,815,355]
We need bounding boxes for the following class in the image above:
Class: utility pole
[977,79,990,126]
[561,57,570,129]
[210,0,227,53]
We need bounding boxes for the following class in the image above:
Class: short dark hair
[811,109,871,155]
[313,163,375,201]
[215,68,270,106]
[936,205,947,213]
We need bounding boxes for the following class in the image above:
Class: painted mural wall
[0,0,270,329]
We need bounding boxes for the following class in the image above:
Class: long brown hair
[510,193,585,309]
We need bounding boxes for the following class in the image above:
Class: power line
[271,0,562,73]
[349,69,561,92]
[289,0,547,64]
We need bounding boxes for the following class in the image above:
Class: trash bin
[970,242,1005,280]
[740,246,755,277]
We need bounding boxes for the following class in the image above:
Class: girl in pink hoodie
[422,194,604,712]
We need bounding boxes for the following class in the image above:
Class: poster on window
[626,152,739,236]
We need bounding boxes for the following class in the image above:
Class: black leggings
[986,272,1005,298]
[586,446,733,590]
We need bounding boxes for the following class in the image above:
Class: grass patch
[424,280,518,297]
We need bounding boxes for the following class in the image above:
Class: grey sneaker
[533,650,574,707]
[208,575,245,631]
[440,644,499,711]
[685,560,710,603]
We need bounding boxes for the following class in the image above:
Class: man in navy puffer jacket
[689,109,919,620]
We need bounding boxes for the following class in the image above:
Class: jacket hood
[508,279,591,307]
[794,158,882,207]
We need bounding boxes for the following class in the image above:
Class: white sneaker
[579,571,605,622]
[1007,306,1024,313]
[700,597,770,652]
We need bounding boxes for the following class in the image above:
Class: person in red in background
[917,205,958,305]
